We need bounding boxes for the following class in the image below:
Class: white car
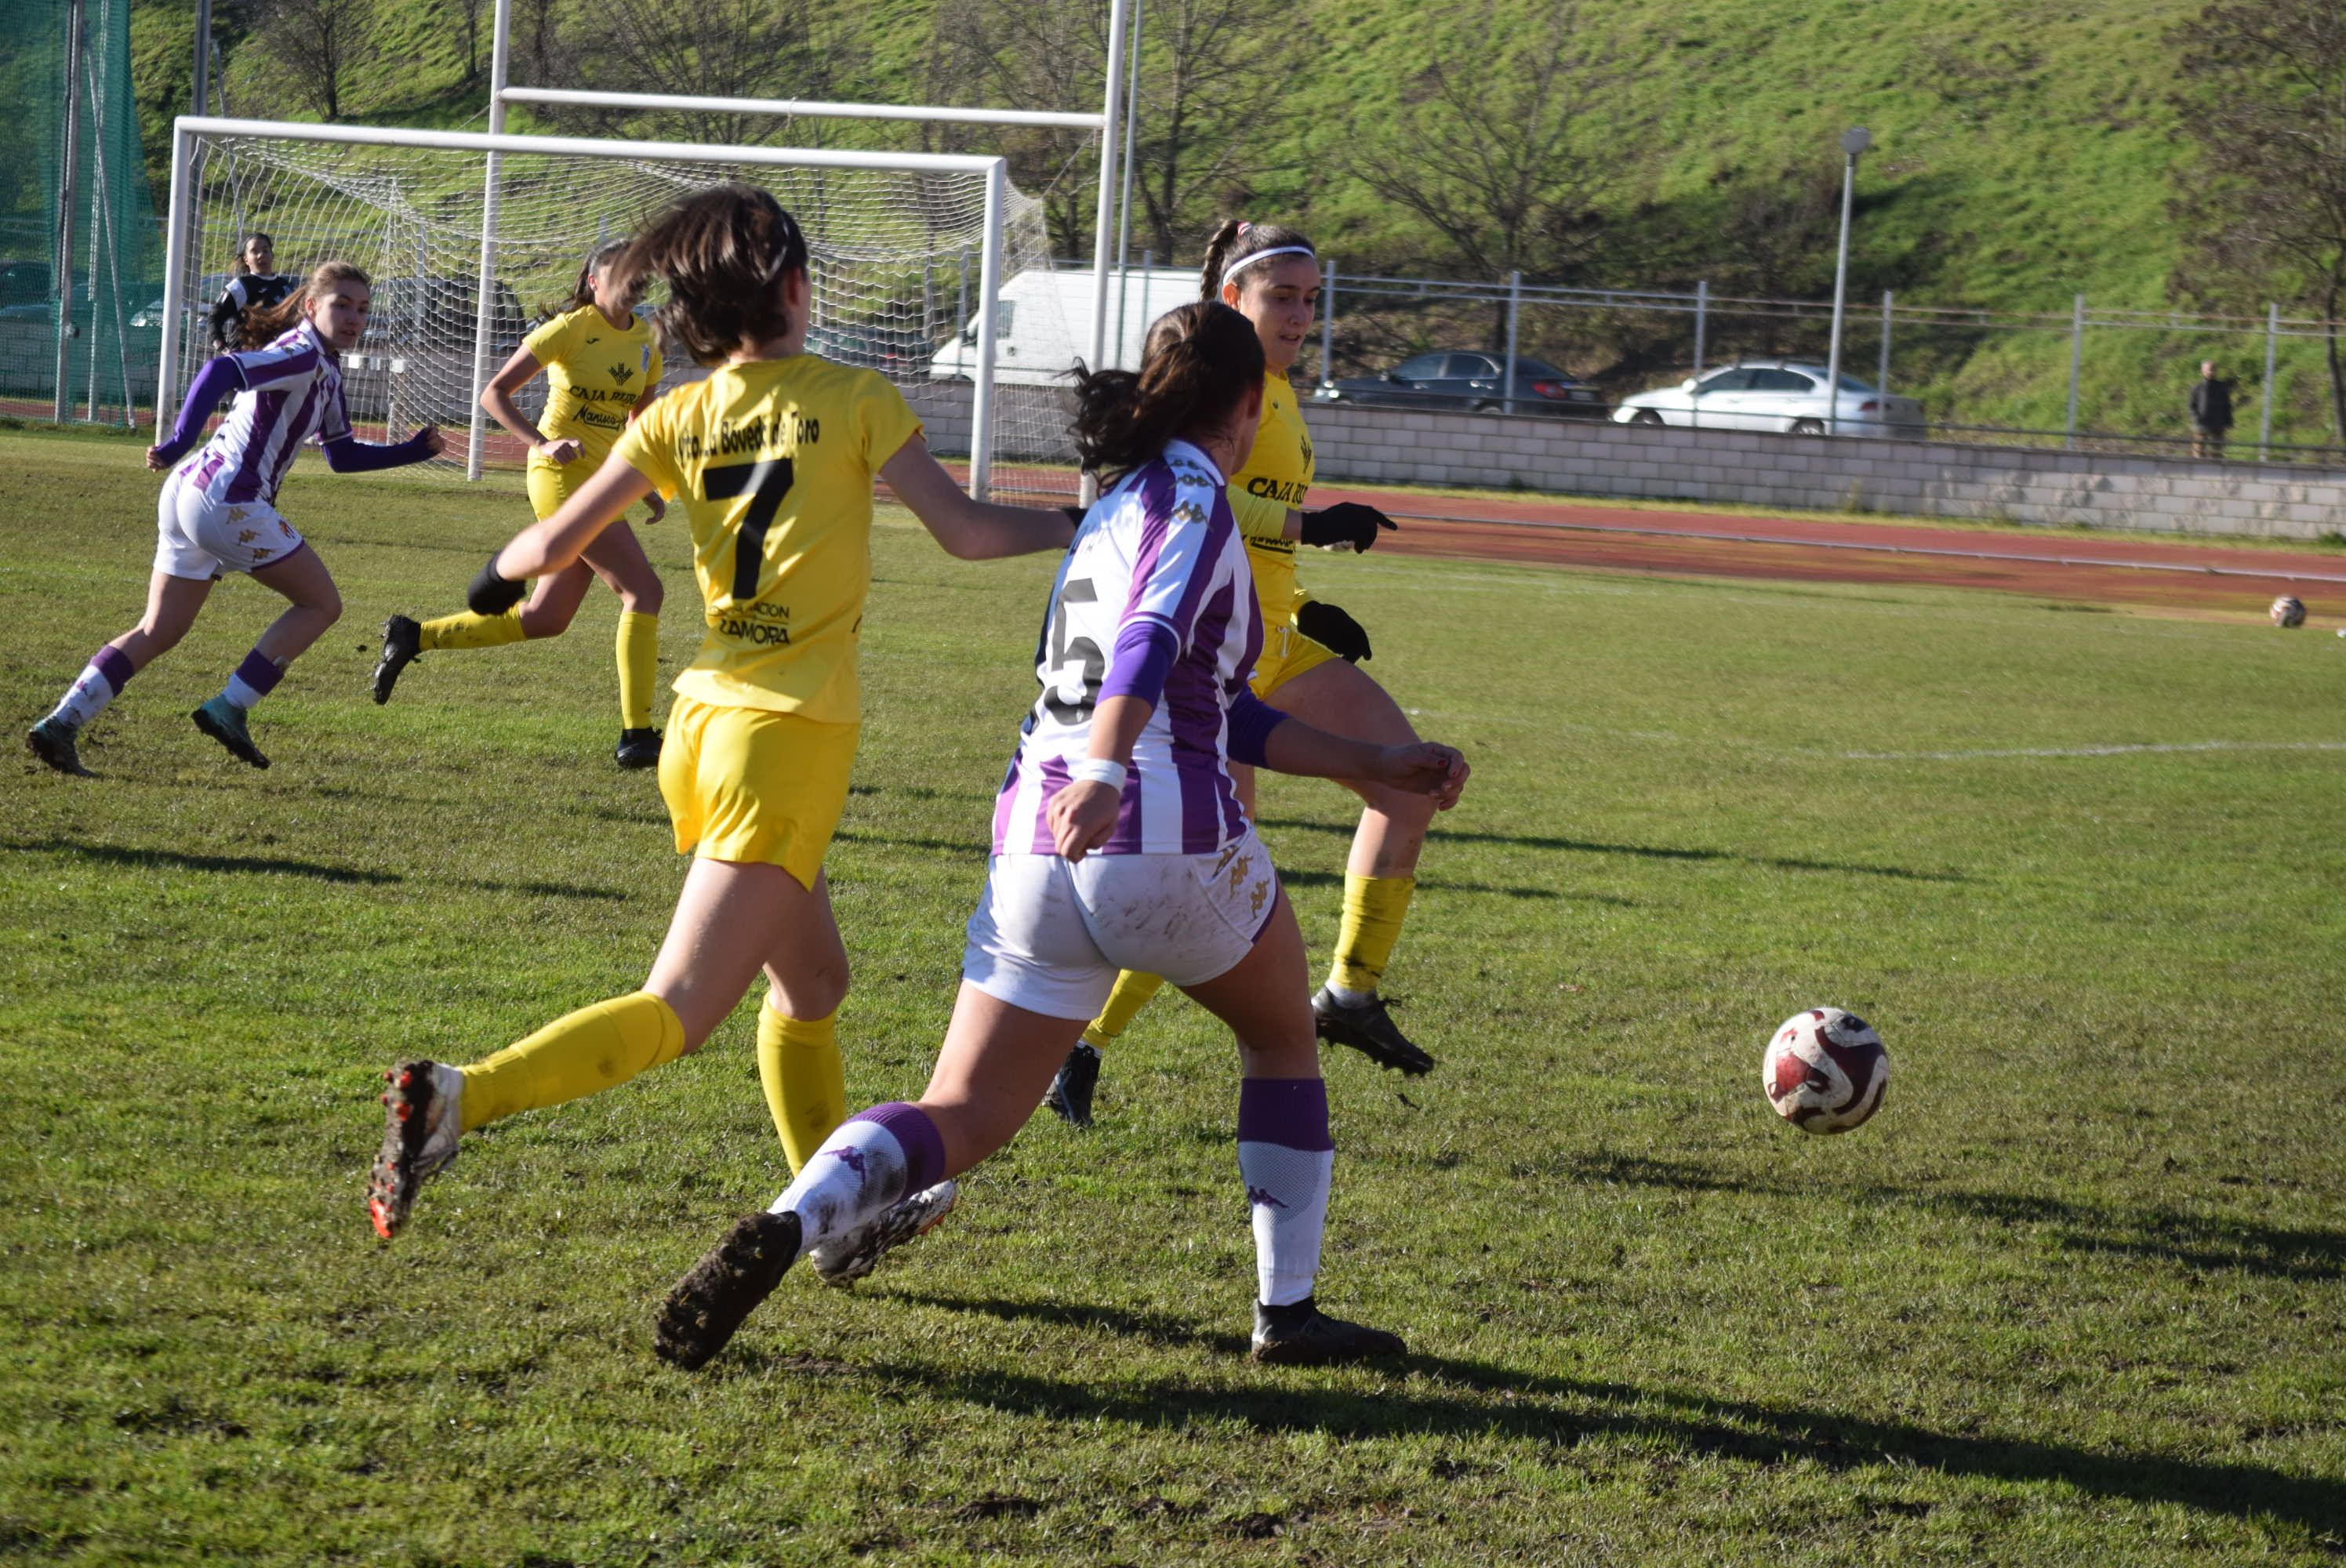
[1612,360,1923,437]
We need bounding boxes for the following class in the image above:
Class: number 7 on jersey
[701,458,797,602]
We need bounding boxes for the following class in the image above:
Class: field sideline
[3,428,2343,1565]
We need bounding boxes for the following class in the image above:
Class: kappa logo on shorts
[237,528,260,544]
[278,521,293,536]
[1249,878,1270,918]
[227,506,251,524]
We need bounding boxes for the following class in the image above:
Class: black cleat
[655,1210,802,1370]
[367,1060,463,1240]
[369,615,422,704]
[191,696,269,769]
[1251,1296,1407,1366]
[1311,986,1435,1076]
[26,717,94,777]
[613,727,662,769]
[1044,1040,1102,1127]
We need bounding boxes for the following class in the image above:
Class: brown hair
[541,237,633,322]
[1197,219,1315,303]
[1069,301,1266,478]
[612,184,808,368]
[238,259,369,349]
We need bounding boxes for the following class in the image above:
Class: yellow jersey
[613,354,923,724]
[521,305,663,470]
[1229,371,1314,622]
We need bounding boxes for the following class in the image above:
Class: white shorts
[961,831,1281,1020]
[153,470,305,580]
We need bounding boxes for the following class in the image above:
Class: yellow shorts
[657,695,860,890]
[1250,620,1343,701]
[525,459,592,522]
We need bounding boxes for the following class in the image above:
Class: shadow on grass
[866,1294,2343,1537]
[5,838,626,902]
[1257,818,1967,883]
[1556,1153,2345,1283]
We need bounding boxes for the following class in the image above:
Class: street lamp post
[1823,126,1870,437]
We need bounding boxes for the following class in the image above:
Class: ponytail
[615,184,808,368]
[1197,219,1315,303]
[237,259,369,350]
[1070,300,1265,479]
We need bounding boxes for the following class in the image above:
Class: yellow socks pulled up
[1084,970,1167,1051]
[616,611,659,731]
[1327,873,1415,998]
[458,990,685,1132]
[757,1004,846,1174]
[419,610,526,652]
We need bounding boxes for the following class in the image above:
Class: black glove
[467,552,527,615]
[1295,599,1372,663]
[1298,502,1396,553]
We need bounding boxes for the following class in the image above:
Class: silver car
[1612,360,1923,437]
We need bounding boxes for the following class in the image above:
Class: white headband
[1221,245,1315,287]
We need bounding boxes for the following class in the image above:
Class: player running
[369,239,672,768]
[27,261,441,777]
[365,185,1076,1277]
[208,232,300,351]
[652,299,1469,1371]
[1045,220,1440,1126]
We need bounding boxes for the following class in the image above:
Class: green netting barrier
[2,0,165,424]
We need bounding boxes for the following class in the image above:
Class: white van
[929,266,1206,386]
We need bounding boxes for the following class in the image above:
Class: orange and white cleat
[367,1059,463,1240]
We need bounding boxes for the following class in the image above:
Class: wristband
[1068,758,1128,792]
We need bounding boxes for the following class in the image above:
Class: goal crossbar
[158,115,1012,495]
[501,86,1106,132]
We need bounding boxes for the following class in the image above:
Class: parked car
[1313,350,1607,417]
[808,321,935,379]
[1612,360,1924,437]
[365,275,528,354]
[129,276,231,334]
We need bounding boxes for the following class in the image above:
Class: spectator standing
[2188,360,2235,459]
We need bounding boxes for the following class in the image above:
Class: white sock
[1238,1078,1335,1307]
[49,656,129,728]
[766,1101,945,1249]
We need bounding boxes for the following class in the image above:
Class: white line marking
[1835,739,2346,760]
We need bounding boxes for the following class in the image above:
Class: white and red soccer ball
[1763,1007,1888,1134]
[2271,596,2306,629]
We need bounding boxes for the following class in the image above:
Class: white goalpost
[158,118,1021,495]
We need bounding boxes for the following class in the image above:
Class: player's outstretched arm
[473,456,654,612]
[1248,693,1467,808]
[879,435,1077,561]
[321,424,444,473]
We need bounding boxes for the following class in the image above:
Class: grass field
[4,426,2344,1565]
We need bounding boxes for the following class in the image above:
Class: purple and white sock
[48,647,136,728]
[220,649,285,711]
[769,1101,946,1251]
[1237,1077,1335,1307]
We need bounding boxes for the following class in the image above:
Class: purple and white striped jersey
[993,439,1264,858]
[175,319,351,507]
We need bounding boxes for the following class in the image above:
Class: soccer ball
[2272,596,2307,628]
[1763,1007,1888,1134]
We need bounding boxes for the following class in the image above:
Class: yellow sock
[616,611,659,730]
[419,610,525,651]
[1083,970,1166,1051]
[1328,874,1415,996]
[457,991,685,1132]
[757,1004,846,1174]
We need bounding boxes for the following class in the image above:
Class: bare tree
[1126,0,1298,262]
[927,0,1110,257]
[554,0,863,145]
[246,0,372,120]
[511,0,560,89]
[2168,0,2346,439]
[1347,2,1634,344]
[453,0,485,85]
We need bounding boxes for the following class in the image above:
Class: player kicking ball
[653,300,1469,1372]
[365,185,1077,1283]
[27,261,440,776]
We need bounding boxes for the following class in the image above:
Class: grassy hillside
[122,0,2344,450]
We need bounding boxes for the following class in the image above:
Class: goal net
[160,121,1082,501]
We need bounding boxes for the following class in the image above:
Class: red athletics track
[1300,481,2346,624]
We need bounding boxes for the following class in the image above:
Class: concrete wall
[895,378,2346,540]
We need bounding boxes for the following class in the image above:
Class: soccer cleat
[369,615,421,704]
[613,727,662,770]
[1250,1296,1408,1367]
[808,1180,958,1288]
[191,696,269,769]
[1044,1041,1102,1127]
[26,717,94,778]
[366,1059,464,1240]
[655,1210,803,1370]
[1313,986,1436,1076]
